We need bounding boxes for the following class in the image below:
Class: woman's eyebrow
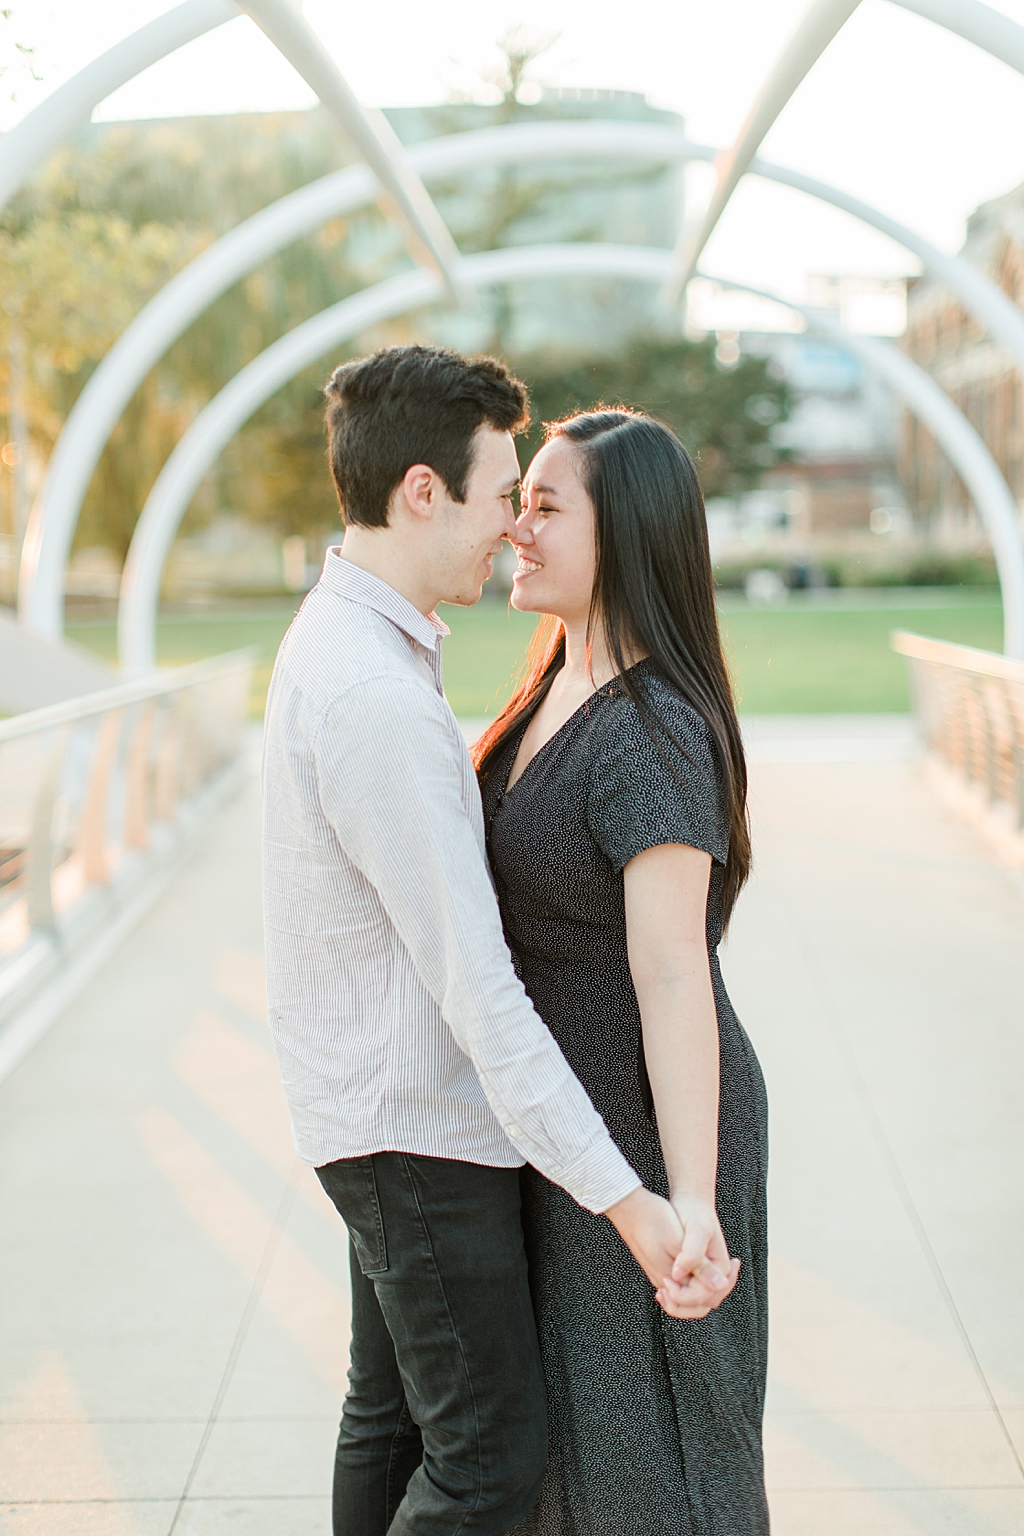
[528,482,559,496]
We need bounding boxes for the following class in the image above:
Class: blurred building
[900,180,1024,540]
[705,281,906,571]
[387,91,685,354]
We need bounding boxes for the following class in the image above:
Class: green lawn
[720,591,1003,712]
[66,588,1004,717]
[68,604,304,719]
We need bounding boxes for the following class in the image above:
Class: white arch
[238,0,461,298]
[893,0,1024,75]
[115,243,1024,671]
[21,120,1024,640]
[664,0,862,302]
[0,0,458,296]
[10,4,465,641]
[0,0,238,212]
[668,0,1024,299]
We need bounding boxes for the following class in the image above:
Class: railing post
[124,702,156,851]
[25,725,70,934]
[154,702,181,824]
[79,710,124,885]
[974,676,999,805]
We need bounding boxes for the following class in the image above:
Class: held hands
[659,1192,740,1319]
[605,1187,739,1321]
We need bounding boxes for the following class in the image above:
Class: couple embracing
[261,344,769,1536]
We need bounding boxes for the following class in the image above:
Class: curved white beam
[892,0,1024,75]
[0,0,239,213]
[0,0,460,297]
[238,0,461,300]
[116,243,1024,671]
[663,0,863,303]
[22,119,1024,643]
[664,0,1024,306]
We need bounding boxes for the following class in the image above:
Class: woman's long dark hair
[474,408,751,922]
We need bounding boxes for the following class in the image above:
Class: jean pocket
[317,1156,389,1275]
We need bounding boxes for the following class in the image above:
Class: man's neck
[339,527,439,617]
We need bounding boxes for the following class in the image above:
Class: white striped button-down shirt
[261,551,640,1214]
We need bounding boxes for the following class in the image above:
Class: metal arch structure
[20,119,1024,643]
[116,243,1024,671]
[663,0,862,303]
[6,1,1024,661]
[9,0,465,638]
[893,0,1024,74]
[666,0,1024,302]
[0,0,459,291]
[0,0,237,211]
[237,0,462,298]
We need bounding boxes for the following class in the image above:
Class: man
[262,345,685,1536]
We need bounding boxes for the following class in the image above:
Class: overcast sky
[6,0,1024,309]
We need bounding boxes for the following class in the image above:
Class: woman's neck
[561,616,639,692]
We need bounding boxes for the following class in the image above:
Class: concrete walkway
[1,720,1021,1534]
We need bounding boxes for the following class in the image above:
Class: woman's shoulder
[586,662,729,869]
[600,662,719,773]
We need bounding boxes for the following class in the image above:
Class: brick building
[900,181,1024,538]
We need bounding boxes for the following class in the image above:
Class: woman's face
[511,436,597,623]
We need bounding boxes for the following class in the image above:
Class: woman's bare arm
[624,842,741,1319]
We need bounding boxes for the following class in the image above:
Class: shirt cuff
[555,1133,643,1215]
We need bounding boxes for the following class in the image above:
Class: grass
[719,591,1003,713]
[66,588,1005,718]
[67,603,304,719]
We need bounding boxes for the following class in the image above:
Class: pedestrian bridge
[4,6,1024,1529]
[0,713,1021,1536]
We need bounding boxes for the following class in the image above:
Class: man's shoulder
[277,586,433,713]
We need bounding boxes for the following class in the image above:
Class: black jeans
[316,1152,547,1536]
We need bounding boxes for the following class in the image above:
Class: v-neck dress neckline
[502,658,652,801]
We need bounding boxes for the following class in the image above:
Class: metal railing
[0,649,254,1031]
[892,629,1024,867]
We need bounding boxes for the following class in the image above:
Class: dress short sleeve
[587,679,730,872]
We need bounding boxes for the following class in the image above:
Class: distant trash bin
[786,561,830,591]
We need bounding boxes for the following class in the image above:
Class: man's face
[433,425,521,607]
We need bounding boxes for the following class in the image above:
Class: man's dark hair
[323,344,529,528]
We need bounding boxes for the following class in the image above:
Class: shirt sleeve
[313,676,641,1215]
[587,691,730,872]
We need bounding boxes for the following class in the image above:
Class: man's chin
[441,583,486,609]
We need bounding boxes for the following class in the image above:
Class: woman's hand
[656,1193,740,1320]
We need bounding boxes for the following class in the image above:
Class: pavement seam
[165,1163,302,1536]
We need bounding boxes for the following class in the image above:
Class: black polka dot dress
[480,661,770,1536]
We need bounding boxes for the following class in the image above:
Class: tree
[1,112,382,561]
[512,335,791,495]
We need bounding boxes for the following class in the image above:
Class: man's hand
[657,1193,740,1320]
[604,1186,685,1293]
[605,1186,740,1321]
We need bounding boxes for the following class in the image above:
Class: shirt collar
[320,548,450,651]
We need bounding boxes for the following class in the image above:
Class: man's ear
[399,463,441,522]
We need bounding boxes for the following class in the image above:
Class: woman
[473,410,769,1535]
